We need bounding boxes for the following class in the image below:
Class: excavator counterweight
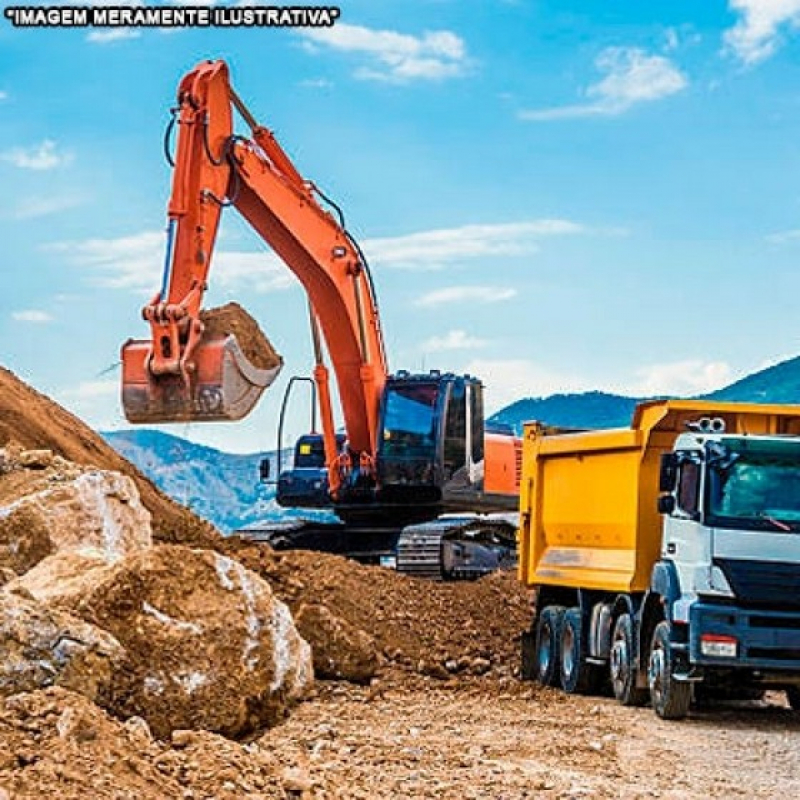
[121,335,281,423]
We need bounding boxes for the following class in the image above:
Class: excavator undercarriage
[237,515,518,581]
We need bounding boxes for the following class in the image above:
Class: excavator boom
[121,59,389,493]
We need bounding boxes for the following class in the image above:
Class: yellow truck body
[518,399,800,594]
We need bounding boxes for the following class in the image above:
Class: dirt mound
[0,688,295,799]
[0,366,220,549]
[15,546,313,739]
[222,540,532,681]
[200,302,282,370]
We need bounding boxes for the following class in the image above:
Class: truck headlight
[700,633,738,658]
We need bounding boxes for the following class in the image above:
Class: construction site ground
[3,666,799,798]
[2,364,799,798]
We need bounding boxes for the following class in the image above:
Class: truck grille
[715,558,800,609]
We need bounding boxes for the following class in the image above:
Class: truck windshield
[381,383,438,458]
[707,439,800,530]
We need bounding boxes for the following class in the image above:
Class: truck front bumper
[689,602,800,671]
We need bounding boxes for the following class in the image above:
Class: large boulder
[294,602,378,684]
[0,589,125,703]
[0,453,152,574]
[13,545,313,738]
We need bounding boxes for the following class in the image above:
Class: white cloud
[0,91,7,102]
[363,219,586,270]
[464,358,590,413]
[11,309,53,324]
[766,227,800,243]
[416,285,517,308]
[50,230,296,295]
[422,329,488,352]
[1,139,71,170]
[724,0,800,64]
[86,28,141,43]
[520,47,687,121]
[623,359,735,396]
[300,78,333,89]
[12,194,85,219]
[59,379,118,399]
[301,23,469,82]
[53,217,594,292]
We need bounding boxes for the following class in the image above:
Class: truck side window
[677,460,700,517]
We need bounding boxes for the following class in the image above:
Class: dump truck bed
[518,400,800,594]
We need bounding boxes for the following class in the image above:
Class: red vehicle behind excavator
[121,59,520,578]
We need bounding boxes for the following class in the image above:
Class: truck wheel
[649,621,691,720]
[610,613,648,706]
[535,605,565,686]
[560,607,600,694]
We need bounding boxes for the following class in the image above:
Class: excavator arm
[121,60,389,495]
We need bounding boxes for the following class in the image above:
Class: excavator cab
[121,333,282,424]
[376,372,485,507]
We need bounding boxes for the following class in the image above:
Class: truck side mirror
[658,495,676,515]
[659,453,678,492]
[259,457,271,482]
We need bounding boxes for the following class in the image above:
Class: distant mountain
[489,356,800,434]
[706,356,800,404]
[102,430,292,533]
[489,391,645,434]
[105,355,800,530]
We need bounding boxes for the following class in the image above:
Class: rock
[123,715,153,748]
[18,449,54,469]
[56,705,98,743]
[0,590,125,703]
[171,729,197,749]
[294,603,378,684]
[0,567,16,587]
[281,766,313,792]
[0,466,152,573]
[16,545,313,739]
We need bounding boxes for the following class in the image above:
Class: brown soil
[0,367,219,549]
[200,302,282,370]
[222,540,532,682]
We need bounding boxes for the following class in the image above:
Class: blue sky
[3,0,800,452]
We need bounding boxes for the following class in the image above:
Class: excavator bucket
[121,335,282,424]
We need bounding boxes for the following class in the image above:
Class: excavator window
[443,381,467,476]
[469,383,485,464]
[382,383,439,458]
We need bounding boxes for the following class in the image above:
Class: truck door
[662,453,710,592]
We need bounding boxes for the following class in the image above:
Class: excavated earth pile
[200,302,283,370]
[0,366,219,549]
[222,539,532,683]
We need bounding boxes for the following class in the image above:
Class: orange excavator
[121,59,520,578]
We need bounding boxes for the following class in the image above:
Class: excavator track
[396,517,518,581]
[396,521,448,580]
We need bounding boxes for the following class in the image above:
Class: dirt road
[261,678,800,799]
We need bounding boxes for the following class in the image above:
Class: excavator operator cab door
[441,377,486,503]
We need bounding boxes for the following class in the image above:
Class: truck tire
[535,605,565,687]
[560,607,601,694]
[610,613,648,706]
[649,621,691,720]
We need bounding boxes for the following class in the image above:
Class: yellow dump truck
[518,400,800,718]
